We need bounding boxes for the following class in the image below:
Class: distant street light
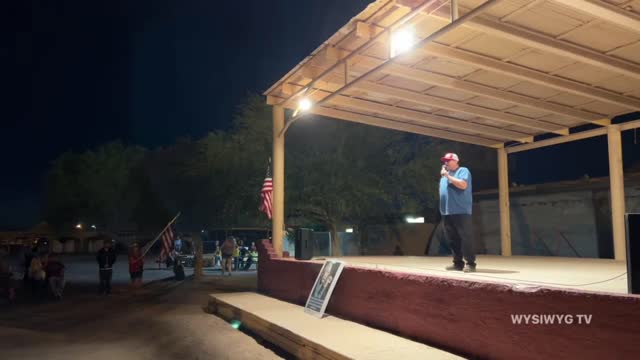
[75,223,83,229]
[91,225,97,230]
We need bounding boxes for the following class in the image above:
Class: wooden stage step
[208,292,461,360]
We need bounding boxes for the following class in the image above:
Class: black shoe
[445,265,464,271]
[464,264,476,273]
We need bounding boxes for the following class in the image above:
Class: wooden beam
[497,147,512,256]
[272,106,285,257]
[451,0,459,21]
[268,94,501,146]
[551,0,640,33]
[340,54,608,123]
[428,7,640,81]
[274,0,447,108]
[356,81,561,137]
[328,95,537,141]
[607,126,626,261]
[506,126,607,153]
[355,21,386,40]
[311,0,502,114]
[274,54,614,127]
[383,63,605,122]
[395,0,428,7]
[506,119,640,153]
[310,46,348,68]
[311,106,502,147]
[281,83,294,96]
[421,43,640,110]
[620,118,640,131]
[499,0,545,22]
[266,95,279,105]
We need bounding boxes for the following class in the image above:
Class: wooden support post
[272,105,285,257]
[607,126,626,261]
[498,148,512,256]
[451,0,459,21]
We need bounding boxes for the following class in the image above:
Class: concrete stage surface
[317,255,628,294]
[258,240,640,360]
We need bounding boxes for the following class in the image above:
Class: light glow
[391,28,417,57]
[345,228,354,233]
[230,320,242,329]
[405,216,425,224]
[299,98,312,112]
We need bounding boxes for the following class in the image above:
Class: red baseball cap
[441,153,459,162]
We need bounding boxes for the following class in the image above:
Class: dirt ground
[0,273,284,360]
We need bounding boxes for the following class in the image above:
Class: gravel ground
[0,273,283,360]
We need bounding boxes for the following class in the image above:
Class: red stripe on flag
[260,176,273,219]
[160,226,175,260]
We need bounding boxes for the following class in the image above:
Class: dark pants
[31,279,46,300]
[442,214,476,267]
[99,269,113,294]
[242,257,253,271]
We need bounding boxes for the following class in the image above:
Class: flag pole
[141,212,181,257]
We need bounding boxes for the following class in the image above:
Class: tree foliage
[44,142,147,233]
[43,94,497,251]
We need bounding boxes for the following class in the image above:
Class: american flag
[160,225,175,260]
[259,161,273,219]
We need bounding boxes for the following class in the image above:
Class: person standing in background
[96,240,117,295]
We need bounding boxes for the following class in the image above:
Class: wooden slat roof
[265,0,640,147]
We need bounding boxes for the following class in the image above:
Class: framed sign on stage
[304,259,345,318]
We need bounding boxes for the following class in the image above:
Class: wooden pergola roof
[265,0,640,148]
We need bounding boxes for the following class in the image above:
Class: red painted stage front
[257,240,640,360]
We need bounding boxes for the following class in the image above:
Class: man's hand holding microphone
[440,164,448,177]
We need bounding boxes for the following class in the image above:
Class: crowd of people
[0,246,66,303]
[98,239,186,295]
[0,239,186,303]
[214,237,258,276]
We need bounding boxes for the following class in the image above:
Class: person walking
[220,237,235,276]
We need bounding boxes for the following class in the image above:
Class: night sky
[3,0,639,228]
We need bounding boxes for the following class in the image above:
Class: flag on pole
[141,213,180,259]
[160,225,176,260]
[259,160,273,219]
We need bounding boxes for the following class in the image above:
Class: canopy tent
[264,0,640,260]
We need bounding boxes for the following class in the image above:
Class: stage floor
[314,255,629,295]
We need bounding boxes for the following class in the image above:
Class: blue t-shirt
[439,167,472,215]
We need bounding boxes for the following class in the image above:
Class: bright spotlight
[75,223,83,229]
[391,28,416,57]
[405,216,424,224]
[345,228,354,233]
[299,98,312,112]
[91,225,97,230]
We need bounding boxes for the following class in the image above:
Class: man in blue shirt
[439,153,476,272]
